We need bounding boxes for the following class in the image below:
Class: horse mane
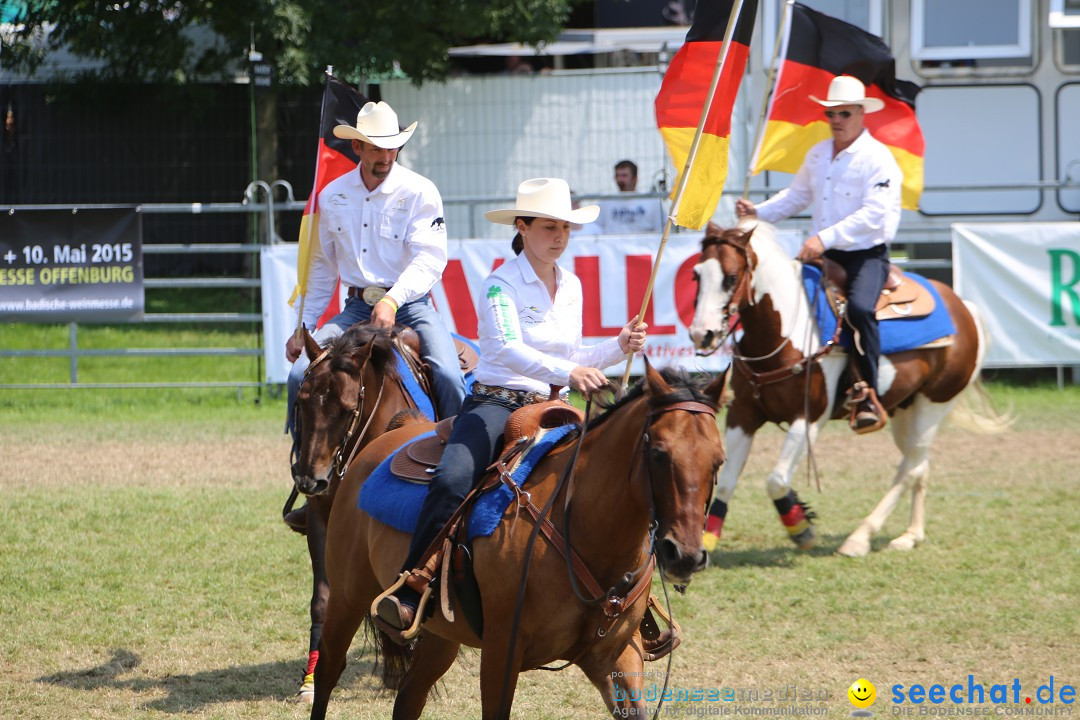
[325,324,400,380]
[587,367,715,430]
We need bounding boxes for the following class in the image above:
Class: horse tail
[361,614,413,690]
[386,408,430,432]
[948,301,1014,435]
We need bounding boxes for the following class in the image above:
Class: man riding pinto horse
[735,75,901,434]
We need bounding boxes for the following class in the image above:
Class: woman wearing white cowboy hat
[734,74,902,436]
[373,177,649,643]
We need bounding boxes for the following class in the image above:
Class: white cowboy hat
[484,178,600,225]
[810,75,884,113]
[333,101,418,149]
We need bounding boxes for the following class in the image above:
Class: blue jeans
[285,294,466,442]
[401,393,516,571]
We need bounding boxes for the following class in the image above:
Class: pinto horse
[309,362,725,720]
[689,221,1006,557]
[290,324,428,699]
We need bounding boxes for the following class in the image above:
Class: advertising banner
[260,233,746,384]
[0,208,143,322]
[953,223,1080,366]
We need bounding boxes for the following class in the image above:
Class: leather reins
[714,237,843,399]
[498,391,719,717]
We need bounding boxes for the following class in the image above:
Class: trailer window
[918,84,1041,216]
[912,0,1034,71]
[1056,84,1080,213]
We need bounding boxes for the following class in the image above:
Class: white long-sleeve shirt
[475,252,626,394]
[302,162,447,329]
[755,130,902,252]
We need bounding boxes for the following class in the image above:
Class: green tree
[1,0,577,85]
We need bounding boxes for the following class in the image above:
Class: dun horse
[310,362,725,719]
[290,324,429,699]
[689,221,1006,557]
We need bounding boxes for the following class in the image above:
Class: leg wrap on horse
[703,500,727,552]
[774,491,817,550]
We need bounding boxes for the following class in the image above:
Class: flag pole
[743,0,793,200]
[620,0,747,388]
[293,65,334,342]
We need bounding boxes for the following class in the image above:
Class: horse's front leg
[766,418,822,550]
[705,398,765,550]
[478,627,526,720]
[299,495,332,702]
[580,635,648,717]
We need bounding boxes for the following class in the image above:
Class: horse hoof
[887,534,921,552]
[291,673,314,704]
[836,536,870,558]
[789,526,816,551]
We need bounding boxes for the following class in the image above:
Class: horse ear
[643,356,672,398]
[704,368,728,405]
[303,326,321,361]
[731,224,755,250]
[705,220,723,238]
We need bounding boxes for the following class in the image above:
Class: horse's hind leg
[391,633,460,720]
[766,418,823,550]
[837,396,950,557]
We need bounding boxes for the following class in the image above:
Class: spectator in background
[595,159,665,235]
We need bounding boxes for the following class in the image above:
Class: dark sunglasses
[824,110,853,119]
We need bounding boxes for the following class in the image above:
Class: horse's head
[640,360,726,587]
[292,324,399,497]
[688,220,757,355]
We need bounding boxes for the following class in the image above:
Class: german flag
[289,75,367,319]
[751,2,924,209]
[655,0,758,230]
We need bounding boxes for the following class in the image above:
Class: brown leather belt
[472,381,553,407]
[347,286,389,305]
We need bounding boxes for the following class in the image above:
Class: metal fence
[2,180,1073,391]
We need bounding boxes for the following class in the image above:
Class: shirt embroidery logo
[873,179,891,189]
[431,216,445,230]
[487,285,518,342]
[328,193,349,206]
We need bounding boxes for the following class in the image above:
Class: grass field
[1,322,1079,719]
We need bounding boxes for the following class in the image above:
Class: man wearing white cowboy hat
[371,177,648,643]
[285,100,466,443]
[735,74,902,434]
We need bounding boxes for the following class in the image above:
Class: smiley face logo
[848,678,876,709]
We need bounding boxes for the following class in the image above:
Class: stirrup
[370,572,432,644]
[849,386,886,435]
[640,595,682,662]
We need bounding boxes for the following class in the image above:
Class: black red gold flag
[752,2,924,209]
[655,0,759,229]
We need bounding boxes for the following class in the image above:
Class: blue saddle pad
[802,266,956,355]
[358,423,577,541]
[395,332,479,420]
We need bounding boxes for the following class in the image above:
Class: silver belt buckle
[362,286,387,306]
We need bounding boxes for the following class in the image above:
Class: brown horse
[290,324,424,699]
[688,220,1007,557]
[309,361,725,719]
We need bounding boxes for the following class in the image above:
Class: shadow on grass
[708,532,891,568]
[35,647,384,712]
